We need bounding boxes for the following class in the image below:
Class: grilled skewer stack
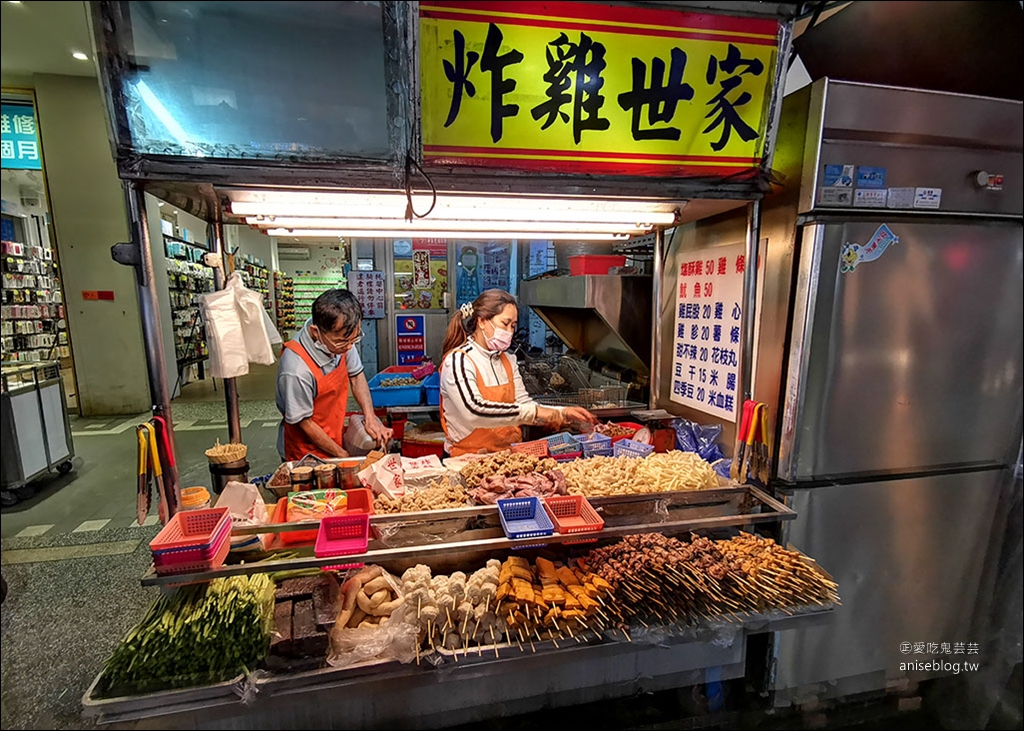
[580,532,839,626]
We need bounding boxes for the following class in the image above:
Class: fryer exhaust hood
[519,276,652,376]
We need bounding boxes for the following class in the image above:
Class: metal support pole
[649,228,665,409]
[123,182,179,513]
[738,200,762,409]
[209,221,242,444]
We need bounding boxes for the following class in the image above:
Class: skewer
[415,640,420,665]
[417,596,422,619]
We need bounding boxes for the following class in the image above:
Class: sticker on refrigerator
[886,187,915,209]
[840,224,899,273]
[856,166,886,189]
[822,164,854,187]
[818,187,852,206]
[854,189,887,208]
[913,187,942,209]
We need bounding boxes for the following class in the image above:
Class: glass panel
[454,241,515,307]
[117,1,389,160]
[393,239,447,310]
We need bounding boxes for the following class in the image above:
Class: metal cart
[1,361,75,504]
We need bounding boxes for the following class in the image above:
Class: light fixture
[249,217,652,235]
[265,228,626,241]
[71,51,88,61]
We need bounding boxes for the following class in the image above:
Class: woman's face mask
[483,319,514,352]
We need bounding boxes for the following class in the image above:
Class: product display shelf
[292,273,346,325]
[238,254,272,313]
[274,271,295,332]
[1,238,68,364]
[164,236,213,374]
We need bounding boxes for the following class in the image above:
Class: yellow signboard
[420,1,780,177]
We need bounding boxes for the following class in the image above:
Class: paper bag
[400,455,447,493]
[358,453,405,499]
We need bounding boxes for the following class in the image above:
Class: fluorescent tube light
[249,217,651,234]
[264,228,625,241]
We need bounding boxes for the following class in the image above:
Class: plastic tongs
[152,415,179,517]
[731,400,757,482]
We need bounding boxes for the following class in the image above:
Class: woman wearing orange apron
[276,289,392,461]
[439,290,596,457]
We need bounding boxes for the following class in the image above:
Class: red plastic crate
[542,495,604,543]
[402,438,445,459]
[153,531,231,575]
[569,255,626,276]
[273,488,374,546]
[150,507,230,553]
[152,518,232,564]
[315,513,370,570]
[510,439,550,457]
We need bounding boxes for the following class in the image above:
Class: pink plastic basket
[542,495,604,544]
[315,513,370,570]
[152,518,232,564]
[150,507,230,552]
[153,530,231,575]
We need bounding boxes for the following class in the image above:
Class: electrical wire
[404,152,438,222]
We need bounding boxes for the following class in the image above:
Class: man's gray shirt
[276,319,363,458]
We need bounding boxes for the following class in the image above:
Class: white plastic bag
[343,415,378,457]
[229,273,279,366]
[216,481,270,551]
[200,286,249,378]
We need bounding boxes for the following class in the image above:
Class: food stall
[74,1,868,727]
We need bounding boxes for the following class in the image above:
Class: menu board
[349,271,386,319]
[669,242,758,421]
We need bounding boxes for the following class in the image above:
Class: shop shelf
[497,497,554,541]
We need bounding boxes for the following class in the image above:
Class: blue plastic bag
[670,418,726,463]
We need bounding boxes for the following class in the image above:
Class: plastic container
[602,421,643,444]
[569,255,626,276]
[402,438,445,459]
[614,438,655,459]
[179,486,211,511]
[150,507,230,553]
[545,432,581,455]
[315,513,371,570]
[273,488,374,546]
[368,371,423,407]
[423,371,441,406]
[152,519,232,567]
[579,433,613,458]
[542,495,605,543]
[497,497,555,541]
[510,439,550,457]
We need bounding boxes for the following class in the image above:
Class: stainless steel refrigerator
[754,79,1023,701]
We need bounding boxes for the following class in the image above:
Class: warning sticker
[854,189,887,208]
[822,164,854,187]
[886,187,916,209]
[819,187,853,206]
[914,188,942,209]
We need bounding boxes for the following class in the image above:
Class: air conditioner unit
[277,245,310,260]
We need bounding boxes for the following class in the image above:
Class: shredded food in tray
[563,452,719,496]
[460,452,558,489]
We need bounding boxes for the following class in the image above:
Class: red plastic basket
[569,255,626,276]
[149,507,230,553]
[542,495,604,544]
[510,439,550,457]
[152,518,232,563]
[315,513,371,570]
[552,450,583,463]
[401,438,445,459]
[153,531,231,575]
[602,421,643,444]
[274,488,374,546]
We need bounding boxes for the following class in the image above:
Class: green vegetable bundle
[99,574,276,696]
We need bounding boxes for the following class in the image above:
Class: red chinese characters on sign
[413,250,432,289]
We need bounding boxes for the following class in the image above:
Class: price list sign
[670,243,749,420]
[350,271,386,319]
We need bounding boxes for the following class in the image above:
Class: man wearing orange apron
[276,289,392,461]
